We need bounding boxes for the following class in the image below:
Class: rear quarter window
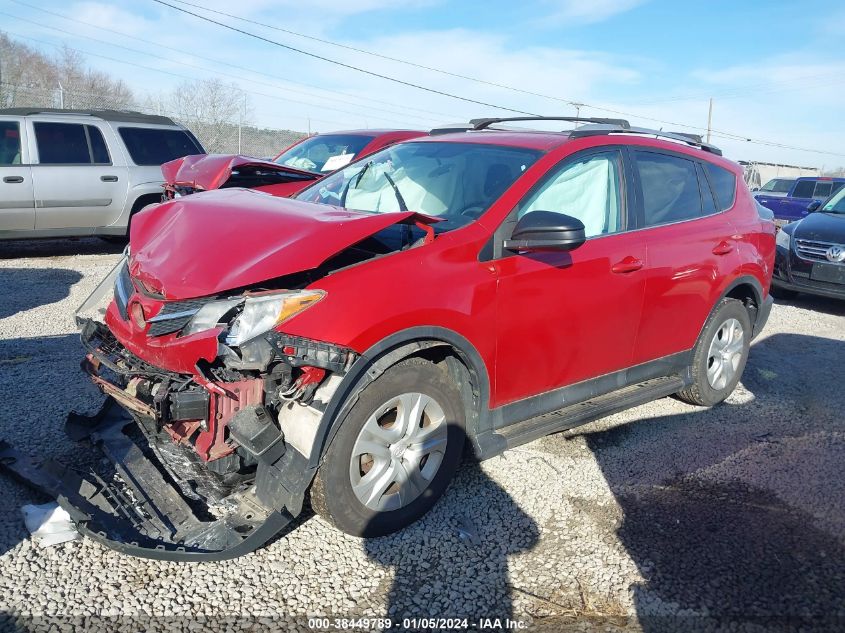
[704,163,737,211]
[118,127,204,166]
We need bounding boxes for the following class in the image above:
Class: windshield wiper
[382,172,408,212]
[340,161,373,208]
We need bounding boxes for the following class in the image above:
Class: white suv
[0,108,205,240]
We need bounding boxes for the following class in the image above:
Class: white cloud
[538,0,649,25]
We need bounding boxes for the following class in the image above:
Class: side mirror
[751,187,760,192]
[503,211,586,252]
[807,200,821,212]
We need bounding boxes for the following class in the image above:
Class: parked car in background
[0,108,205,239]
[755,176,845,225]
[1,116,774,560]
[772,187,845,301]
[161,129,425,199]
[754,177,795,196]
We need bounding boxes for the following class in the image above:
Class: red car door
[630,149,741,365]
[492,147,647,408]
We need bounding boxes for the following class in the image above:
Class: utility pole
[57,81,64,109]
[706,97,713,144]
[237,91,245,155]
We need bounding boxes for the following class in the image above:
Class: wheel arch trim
[309,326,492,469]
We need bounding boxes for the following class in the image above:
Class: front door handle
[101,175,119,182]
[712,241,734,256]
[3,176,24,184]
[611,256,643,274]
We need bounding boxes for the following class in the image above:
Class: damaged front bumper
[0,321,353,560]
[0,399,294,561]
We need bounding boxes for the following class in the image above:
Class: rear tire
[676,298,751,407]
[311,358,465,537]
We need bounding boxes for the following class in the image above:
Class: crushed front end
[0,256,357,560]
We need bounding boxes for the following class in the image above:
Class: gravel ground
[0,238,843,632]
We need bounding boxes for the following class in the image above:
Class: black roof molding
[0,108,177,126]
[470,116,631,130]
[569,124,723,156]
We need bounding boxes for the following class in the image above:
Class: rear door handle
[611,256,643,274]
[712,241,734,256]
[3,176,24,184]
[101,175,119,182]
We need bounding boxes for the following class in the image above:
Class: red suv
[1,117,775,560]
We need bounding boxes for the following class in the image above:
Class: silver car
[0,108,205,240]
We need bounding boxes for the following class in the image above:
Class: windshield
[294,141,542,232]
[274,134,376,173]
[821,187,845,213]
[760,178,795,193]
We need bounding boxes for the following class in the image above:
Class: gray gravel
[1,238,844,632]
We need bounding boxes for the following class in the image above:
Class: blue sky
[3,0,844,167]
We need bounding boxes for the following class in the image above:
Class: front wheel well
[376,341,482,451]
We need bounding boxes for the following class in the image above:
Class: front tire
[676,298,751,407]
[310,358,465,537]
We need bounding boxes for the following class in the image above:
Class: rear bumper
[0,399,294,561]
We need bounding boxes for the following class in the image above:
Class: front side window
[821,186,845,214]
[295,141,541,233]
[118,127,204,166]
[276,134,376,173]
[516,150,622,238]
[34,122,90,164]
[636,151,702,226]
[0,121,21,165]
[761,178,794,193]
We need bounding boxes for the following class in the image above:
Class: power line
[147,0,845,159]
[2,30,424,129]
[162,0,588,110]
[7,0,457,122]
[148,0,539,116]
[0,9,447,126]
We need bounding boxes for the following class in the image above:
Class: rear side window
[704,163,737,211]
[88,126,111,164]
[635,151,702,226]
[0,121,21,165]
[792,180,815,198]
[118,127,204,166]
[814,181,832,199]
[33,122,112,165]
[696,163,718,215]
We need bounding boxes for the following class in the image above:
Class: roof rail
[470,116,631,130]
[570,124,723,156]
[0,108,177,126]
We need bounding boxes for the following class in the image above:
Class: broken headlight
[182,291,325,345]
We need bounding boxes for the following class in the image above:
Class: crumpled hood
[161,154,317,191]
[793,211,845,243]
[128,189,436,300]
